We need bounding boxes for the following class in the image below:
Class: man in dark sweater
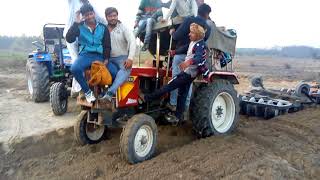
[168,3,212,112]
[145,23,209,123]
[66,3,117,103]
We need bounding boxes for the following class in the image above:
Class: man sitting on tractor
[134,0,168,51]
[162,0,198,22]
[167,3,211,112]
[66,3,117,103]
[102,7,137,101]
[144,23,209,123]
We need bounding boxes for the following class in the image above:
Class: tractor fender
[28,52,52,62]
[208,71,239,84]
[27,53,53,76]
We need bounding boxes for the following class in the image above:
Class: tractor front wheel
[120,114,157,164]
[50,82,68,115]
[191,79,240,138]
[74,111,107,145]
[26,59,50,102]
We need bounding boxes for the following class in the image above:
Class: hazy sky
[1,0,319,48]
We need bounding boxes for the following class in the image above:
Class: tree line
[0,35,42,53]
[0,36,319,59]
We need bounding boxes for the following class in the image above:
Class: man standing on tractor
[102,7,137,101]
[134,0,168,51]
[144,23,209,123]
[167,3,211,112]
[66,3,117,103]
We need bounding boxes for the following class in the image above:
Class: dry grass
[234,56,320,82]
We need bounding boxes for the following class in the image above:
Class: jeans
[170,54,193,108]
[70,52,117,93]
[134,17,156,44]
[145,72,195,120]
[108,55,131,94]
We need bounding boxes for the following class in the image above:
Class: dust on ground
[0,57,319,179]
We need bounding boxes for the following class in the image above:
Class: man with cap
[144,23,209,123]
[167,3,212,113]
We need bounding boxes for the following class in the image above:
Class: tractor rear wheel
[74,111,107,145]
[50,82,68,116]
[26,59,50,102]
[120,114,157,164]
[191,79,240,138]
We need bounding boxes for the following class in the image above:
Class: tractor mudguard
[116,76,140,108]
[208,71,239,84]
[28,52,52,62]
[27,53,53,77]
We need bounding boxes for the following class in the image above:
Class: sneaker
[102,91,114,102]
[141,43,149,51]
[85,90,96,103]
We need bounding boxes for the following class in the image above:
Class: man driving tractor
[144,22,209,123]
[167,3,211,113]
[66,3,117,103]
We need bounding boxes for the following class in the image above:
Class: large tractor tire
[26,59,50,102]
[74,111,108,145]
[191,79,240,138]
[120,114,157,164]
[50,82,68,116]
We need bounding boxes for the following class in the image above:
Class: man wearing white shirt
[102,7,137,101]
[164,0,198,21]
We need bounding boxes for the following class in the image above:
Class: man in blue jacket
[167,3,212,113]
[66,3,117,103]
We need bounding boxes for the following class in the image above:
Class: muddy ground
[0,57,319,179]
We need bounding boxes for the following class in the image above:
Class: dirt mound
[1,108,319,180]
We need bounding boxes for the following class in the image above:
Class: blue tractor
[26,23,73,115]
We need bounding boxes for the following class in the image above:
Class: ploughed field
[0,57,319,179]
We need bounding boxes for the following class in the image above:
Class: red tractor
[74,19,240,164]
